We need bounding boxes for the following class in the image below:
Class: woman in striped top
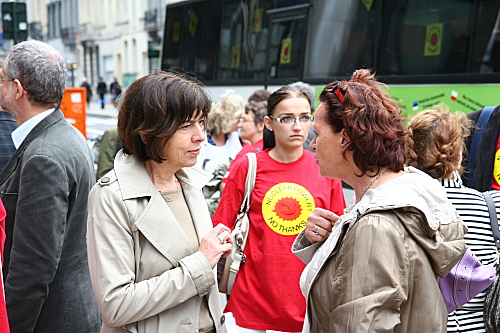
[406,104,499,333]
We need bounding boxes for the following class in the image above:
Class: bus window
[304,1,377,80]
[161,1,222,80]
[217,0,270,81]
[267,4,309,81]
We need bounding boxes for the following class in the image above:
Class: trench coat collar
[114,152,213,263]
[0,109,64,186]
[114,151,212,199]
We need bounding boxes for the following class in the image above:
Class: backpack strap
[482,191,500,263]
[467,106,496,188]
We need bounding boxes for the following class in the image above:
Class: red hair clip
[330,82,343,102]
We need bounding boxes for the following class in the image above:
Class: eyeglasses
[269,115,312,125]
[239,117,251,123]
[0,78,14,83]
[330,82,344,102]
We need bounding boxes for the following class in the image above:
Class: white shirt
[11,108,55,148]
[195,131,242,174]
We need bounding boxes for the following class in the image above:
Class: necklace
[358,168,389,202]
[160,177,181,202]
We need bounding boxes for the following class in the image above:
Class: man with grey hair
[0,40,100,332]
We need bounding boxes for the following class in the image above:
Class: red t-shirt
[213,149,345,331]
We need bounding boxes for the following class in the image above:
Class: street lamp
[69,63,77,87]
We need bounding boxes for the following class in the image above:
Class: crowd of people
[82,76,122,109]
[0,40,498,333]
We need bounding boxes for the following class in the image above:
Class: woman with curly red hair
[292,69,467,332]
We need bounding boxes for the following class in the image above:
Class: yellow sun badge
[262,182,315,235]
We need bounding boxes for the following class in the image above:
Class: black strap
[483,191,500,250]
[467,106,496,188]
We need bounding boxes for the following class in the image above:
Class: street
[85,98,117,140]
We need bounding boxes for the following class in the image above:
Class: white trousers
[224,312,300,333]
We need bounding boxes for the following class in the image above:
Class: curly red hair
[319,69,407,176]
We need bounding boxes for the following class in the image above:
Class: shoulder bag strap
[467,106,496,188]
[239,153,257,213]
[227,153,257,291]
[482,191,500,263]
[234,153,256,252]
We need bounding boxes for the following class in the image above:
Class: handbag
[438,247,495,313]
[218,153,257,294]
[483,190,500,332]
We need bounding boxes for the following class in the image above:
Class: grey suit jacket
[0,109,100,332]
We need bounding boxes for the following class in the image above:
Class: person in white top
[196,90,244,175]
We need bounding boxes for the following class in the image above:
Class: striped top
[441,172,499,333]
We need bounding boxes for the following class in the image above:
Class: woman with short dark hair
[87,71,231,333]
[292,69,467,333]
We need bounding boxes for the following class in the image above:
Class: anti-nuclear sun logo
[262,182,315,235]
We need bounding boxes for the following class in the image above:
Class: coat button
[101,177,110,183]
[220,314,225,325]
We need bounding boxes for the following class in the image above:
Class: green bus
[161,0,500,115]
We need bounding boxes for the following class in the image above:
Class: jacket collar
[355,166,459,230]
[0,109,64,186]
[113,151,213,265]
[114,151,213,200]
[299,166,462,299]
[0,111,15,122]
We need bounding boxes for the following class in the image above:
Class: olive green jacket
[97,127,120,180]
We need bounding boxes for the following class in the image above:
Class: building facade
[16,0,155,92]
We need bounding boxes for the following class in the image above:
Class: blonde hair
[207,90,245,135]
[406,103,471,179]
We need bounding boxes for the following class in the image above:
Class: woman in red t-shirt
[213,85,346,333]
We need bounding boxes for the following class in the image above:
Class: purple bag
[439,247,496,313]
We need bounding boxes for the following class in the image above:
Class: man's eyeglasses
[330,82,344,102]
[269,115,313,125]
[239,117,252,123]
[0,78,14,83]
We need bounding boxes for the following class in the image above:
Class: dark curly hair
[406,104,471,179]
[319,69,407,176]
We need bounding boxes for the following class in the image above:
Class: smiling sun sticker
[262,182,315,235]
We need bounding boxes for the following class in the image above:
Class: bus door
[265,3,311,87]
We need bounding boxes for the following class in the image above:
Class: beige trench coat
[293,168,467,333]
[87,152,227,333]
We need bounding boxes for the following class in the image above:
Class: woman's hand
[305,208,339,244]
[198,223,233,269]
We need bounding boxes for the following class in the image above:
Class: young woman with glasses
[213,85,346,333]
